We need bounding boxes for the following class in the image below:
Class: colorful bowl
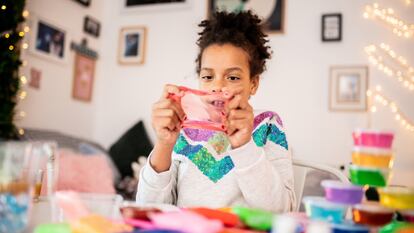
[352,129,394,149]
[321,180,364,205]
[378,187,414,210]
[352,202,394,226]
[352,147,394,168]
[349,165,389,187]
[331,221,370,233]
[302,196,347,223]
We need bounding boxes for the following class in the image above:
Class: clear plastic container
[302,196,348,223]
[349,165,389,187]
[51,193,123,222]
[0,142,36,233]
[321,180,364,205]
[352,147,394,169]
[352,202,394,226]
[378,187,414,210]
[352,129,394,149]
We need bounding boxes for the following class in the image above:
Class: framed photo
[322,13,342,42]
[122,0,190,13]
[72,0,91,7]
[209,0,285,33]
[29,68,42,89]
[72,53,95,102]
[329,66,369,111]
[118,26,146,65]
[84,16,100,38]
[29,16,69,63]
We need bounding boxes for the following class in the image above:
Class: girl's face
[198,43,259,105]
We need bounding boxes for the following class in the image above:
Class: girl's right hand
[151,84,185,147]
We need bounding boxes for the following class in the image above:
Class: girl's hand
[225,94,254,149]
[151,84,185,147]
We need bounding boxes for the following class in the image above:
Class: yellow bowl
[378,187,414,210]
[352,151,393,168]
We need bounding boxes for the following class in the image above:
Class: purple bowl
[321,180,364,205]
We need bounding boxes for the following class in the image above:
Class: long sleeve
[229,112,296,213]
[136,152,179,205]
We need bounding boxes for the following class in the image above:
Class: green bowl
[349,165,388,187]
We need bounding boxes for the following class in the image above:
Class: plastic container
[378,187,414,210]
[321,180,364,205]
[302,196,347,223]
[331,221,370,233]
[349,165,388,187]
[51,193,123,222]
[352,202,394,226]
[0,142,39,233]
[352,147,394,168]
[352,129,394,149]
[401,210,414,223]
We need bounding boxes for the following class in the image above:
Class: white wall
[19,0,414,186]
[19,0,104,140]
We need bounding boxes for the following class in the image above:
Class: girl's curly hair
[196,10,272,79]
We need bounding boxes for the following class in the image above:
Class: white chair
[292,158,349,211]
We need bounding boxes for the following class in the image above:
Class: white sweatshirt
[136,110,296,213]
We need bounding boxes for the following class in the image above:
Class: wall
[19,0,104,140]
[19,0,414,186]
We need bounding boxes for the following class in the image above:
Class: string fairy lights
[363,3,414,39]
[367,86,414,132]
[365,43,414,92]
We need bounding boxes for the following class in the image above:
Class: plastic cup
[0,142,38,233]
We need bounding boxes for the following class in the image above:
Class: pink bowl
[352,129,394,149]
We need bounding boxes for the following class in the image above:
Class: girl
[137,10,296,213]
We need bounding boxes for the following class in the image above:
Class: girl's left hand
[225,94,254,149]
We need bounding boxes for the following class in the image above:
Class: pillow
[41,149,116,194]
[79,142,121,183]
[109,121,153,178]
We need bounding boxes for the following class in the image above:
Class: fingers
[153,99,185,121]
[155,117,180,131]
[227,108,253,120]
[226,119,252,136]
[227,95,242,112]
[162,84,183,99]
[225,107,254,136]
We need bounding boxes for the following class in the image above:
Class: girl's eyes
[228,76,240,81]
[200,76,213,80]
[199,75,241,81]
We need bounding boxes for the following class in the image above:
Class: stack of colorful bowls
[350,129,394,187]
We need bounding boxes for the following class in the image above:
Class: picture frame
[322,13,342,42]
[72,0,91,7]
[29,67,42,89]
[118,26,146,65]
[209,0,285,34]
[84,16,100,38]
[29,16,70,64]
[329,66,369,112]
[122,0,190,13]
[72,53,95,102]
